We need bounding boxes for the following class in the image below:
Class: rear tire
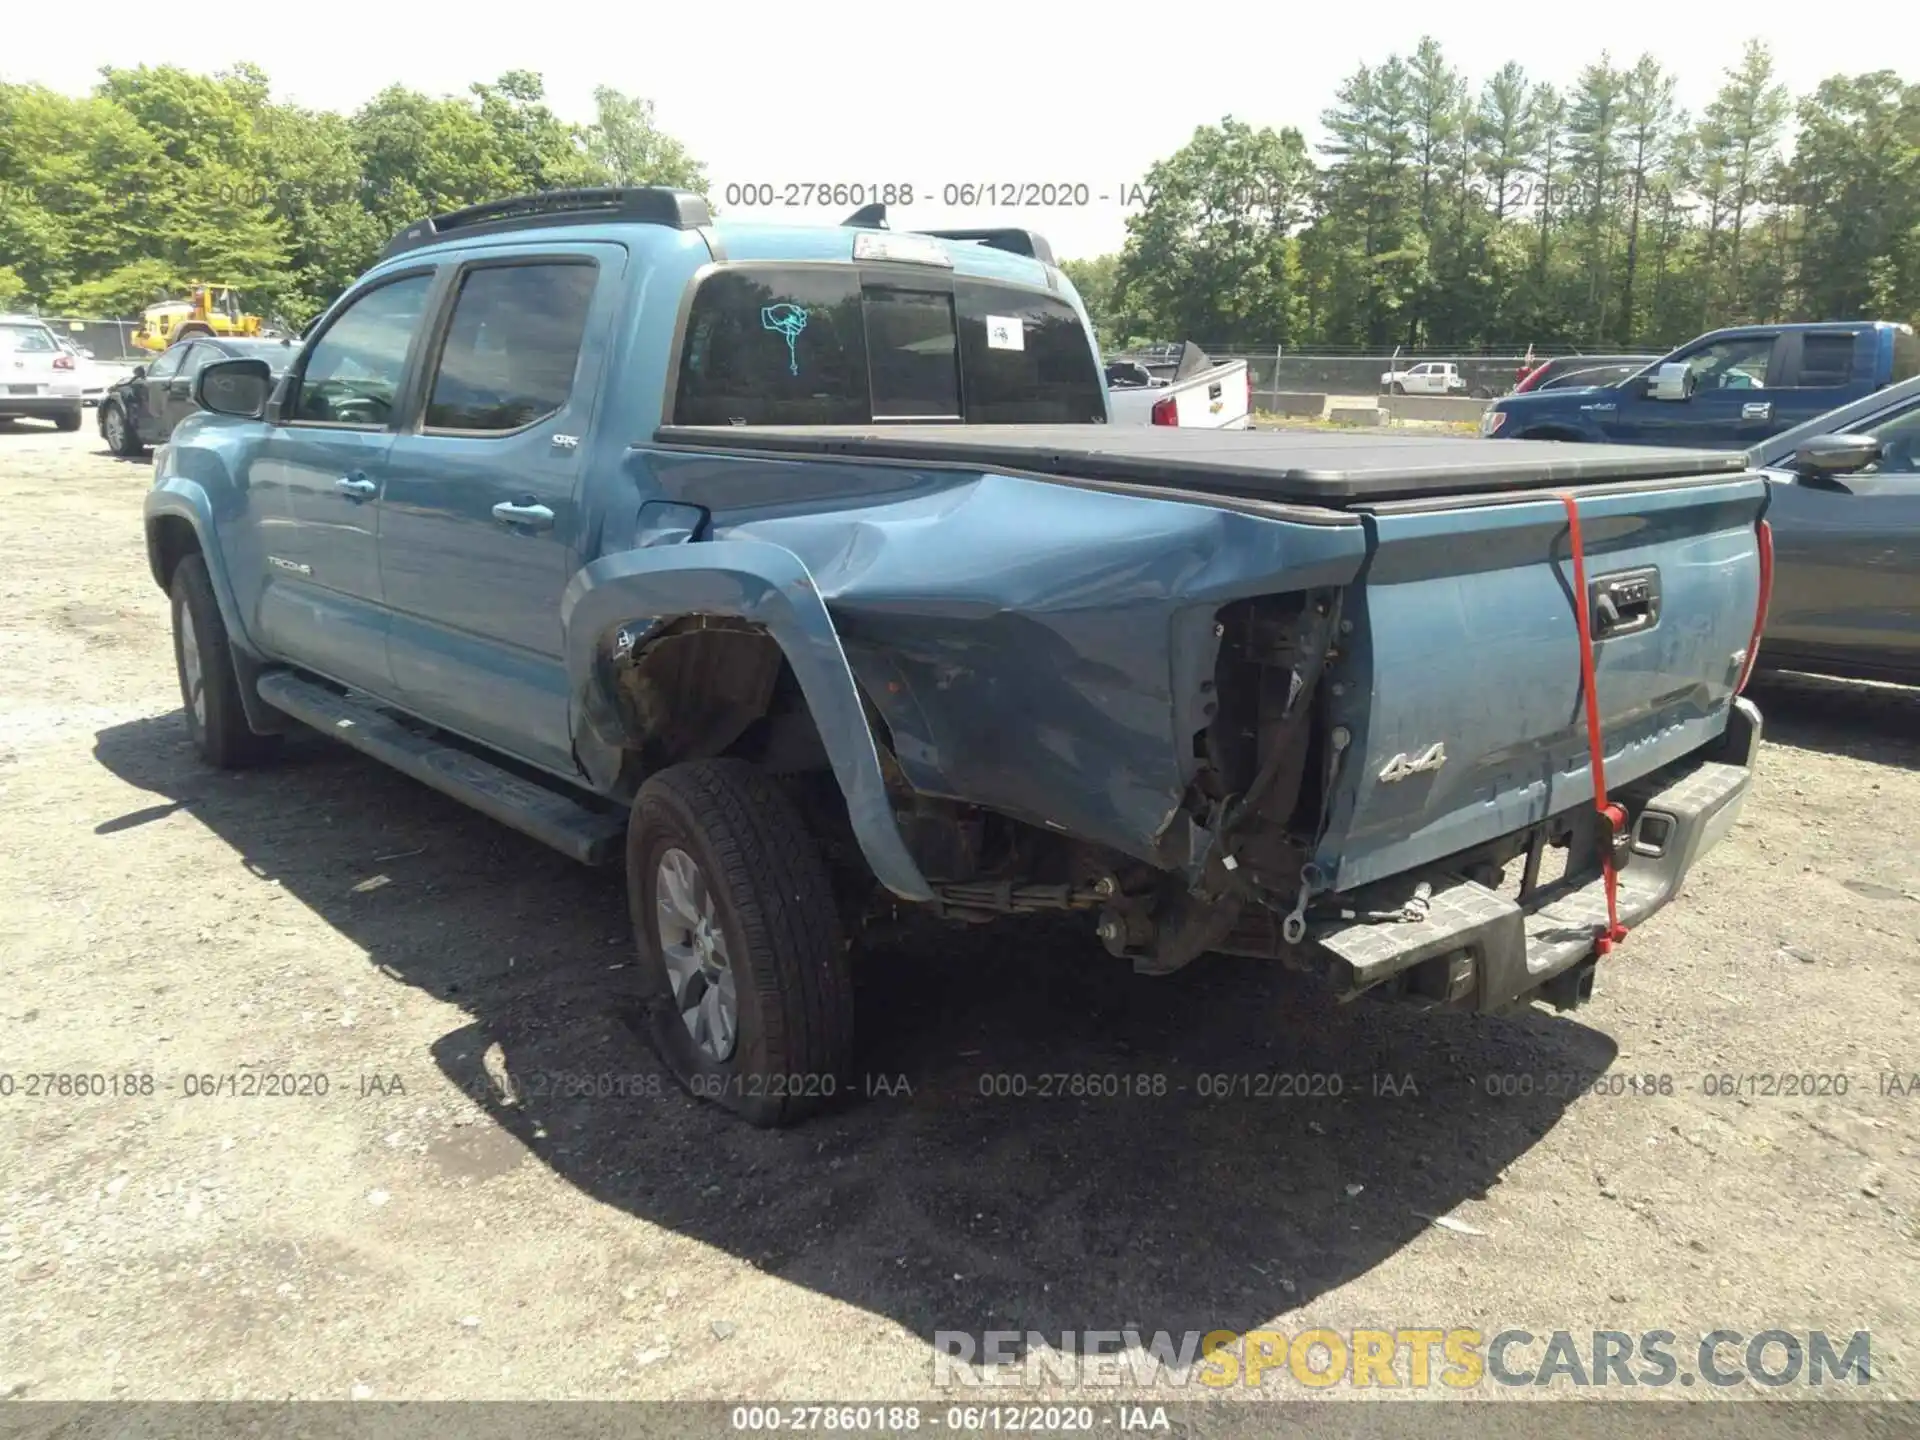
[169,554,280,768]
[627,758,853,1127]
[54,406,82,432]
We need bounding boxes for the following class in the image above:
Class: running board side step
[254,672,626,865]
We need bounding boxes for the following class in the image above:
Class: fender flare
[561,539,933,903]
[145,480,253,644]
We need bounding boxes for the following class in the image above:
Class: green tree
[469,70,598,192]
[1698,42,1791,321]
[1114,117,1313,346]
[1058,253,1122,348]
[1475,62,1539,225]
[1617,55,1681,344]
[1565,56,1627,341]
[582,88,707,191]
[1788,72,1920,321]
[1313,58,1419,346]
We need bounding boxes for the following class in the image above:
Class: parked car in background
[1512,354,1660,394]
[1105,341,1251,428]
[1748,374,1920,685]
[1379,360,1468,396]
[1483,321,1920,448]
[101,335,299,456]
[0,315,85,431]
[55,337,112,405]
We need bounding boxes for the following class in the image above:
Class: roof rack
[382,187,712,258]
[835,203,1056,268]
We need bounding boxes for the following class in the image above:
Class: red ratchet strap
[1556,493,1630,955]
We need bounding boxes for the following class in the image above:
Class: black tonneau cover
[652,424,1750,505]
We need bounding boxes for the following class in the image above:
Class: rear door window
[673,266,1103,426]
[423,261,598,433]
[1893,328,1919,384]
[1794,332,1859,388]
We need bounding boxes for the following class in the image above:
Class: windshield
[673,266,1104,426]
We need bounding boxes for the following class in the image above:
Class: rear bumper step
[255,672,626,865]
[1309,726,1756,1013]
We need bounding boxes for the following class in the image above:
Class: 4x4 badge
[1379,743,1447,783]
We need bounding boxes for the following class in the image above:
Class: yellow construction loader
[131,284,263,353]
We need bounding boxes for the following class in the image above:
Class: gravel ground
[2,420,1918,1409]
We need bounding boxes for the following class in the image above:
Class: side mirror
[1650,362,1694,402]
[130,365,147,381]
[194,357,273,419]
[1788,432,1881,480]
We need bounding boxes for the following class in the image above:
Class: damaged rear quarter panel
[640,451,1369,867]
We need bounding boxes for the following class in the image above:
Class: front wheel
[628,758,854,1127]
[1389,382,1406,396]
[102,402,144,456]
[169,554,280,768]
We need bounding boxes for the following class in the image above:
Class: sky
[7,1,1917,260]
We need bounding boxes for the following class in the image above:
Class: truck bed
[653,424,1749,506]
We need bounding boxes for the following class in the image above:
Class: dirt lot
[2,420,1918,1408]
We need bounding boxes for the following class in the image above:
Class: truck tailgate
[1317,474,1768,890]
[1106,362,1251,428]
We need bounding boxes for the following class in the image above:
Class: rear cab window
[1893,326,1920,384]
[1794,331,1861,388]
[673,265,1103,426]
[0,322,58,356]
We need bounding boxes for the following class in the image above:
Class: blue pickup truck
[147,188,1770,1126]
[1483,321,1920,448]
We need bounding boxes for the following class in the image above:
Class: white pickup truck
[1105,342,1252,428]
[1380,360,1469,396]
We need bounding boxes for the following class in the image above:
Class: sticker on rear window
[761,303,809,375]
[985,315,1024,352]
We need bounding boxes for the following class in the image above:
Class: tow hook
[1280,862,1328,945]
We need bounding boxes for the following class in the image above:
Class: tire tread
[635,759,851,1125]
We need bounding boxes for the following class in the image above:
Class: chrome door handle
[492,499,555,530]
[1742,402,1772,420]
[335,475,377,500]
